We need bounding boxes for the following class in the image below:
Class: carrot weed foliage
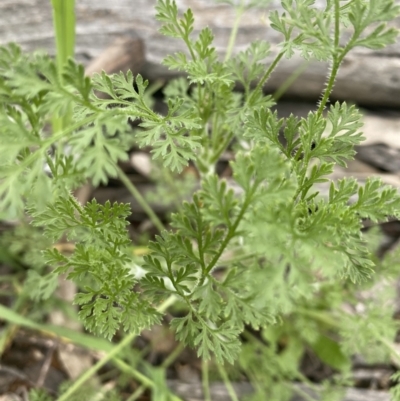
[1,0,400,399]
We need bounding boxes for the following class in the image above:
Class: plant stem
[56,295,176,401]
[217,363,239,401]
[11,114,97,186]
[112,357,154,388]
[273,61,309,101]
[116,165,165,232]
[316,58,340,117]
[111,357,182,401]
[51,0,75,135]
[296,307,341,329]
[316,0,341,116]
[125,387,143,401]
[288,383,318,401]
[56,331,136,401]
[0,291,27,355]
[161,342,185,368]
[202,359,212,401]
[126,342,185,401]
[51,0,75,74]
[205,187,255,275]
[224,2,246,62]
[247,51,285,105]
[210,130,235,165]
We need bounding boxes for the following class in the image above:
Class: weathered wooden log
[84,35,144,77]
[1,0,399,107]
[167,380,391,401]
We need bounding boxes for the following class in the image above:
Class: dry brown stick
[35,340,57,388]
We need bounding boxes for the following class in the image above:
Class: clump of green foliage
[1,0,400,399]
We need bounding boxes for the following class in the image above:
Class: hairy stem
[316,0,341,116]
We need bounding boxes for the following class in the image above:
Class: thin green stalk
[217,363,239,401]
[316,5,365,118]
[161,342,185,369]
[296,307,341,329]
[202,359,212,401]
[172,15,196,61]
[0,287,27,355]
[208,0,265,167]
[11,114,97,182]
[317,0,341,116]
[51,0,75,135]
[316,58,341,117]
[116,165,165,232]
[292,154,312,201]
[223,250,258,265]
[210,130,235,165]
[56,334,143,401]
[111,357,184,401]
[111,358,155,388]
[333,0,340,49]
[205,186,256,275]
[51,0,75,73]
[296,371,327,395]
[127,342,185,401]
[247,51,285,105]
[210,114,220,152]
[167,259,192,301]
[224,1,246,62]
[273,61,309,102]
[287,383,318,401]
[125,387,144,401]
[248,30,308,107]
[56,295,176,401]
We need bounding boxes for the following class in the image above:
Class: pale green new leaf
[227,40,271,89]
[156,0,194,40]
[24,271,59,301]
[70,116,130,185]
[194,321,242,364]
[163,52,188,71]
[351,177,400,222]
